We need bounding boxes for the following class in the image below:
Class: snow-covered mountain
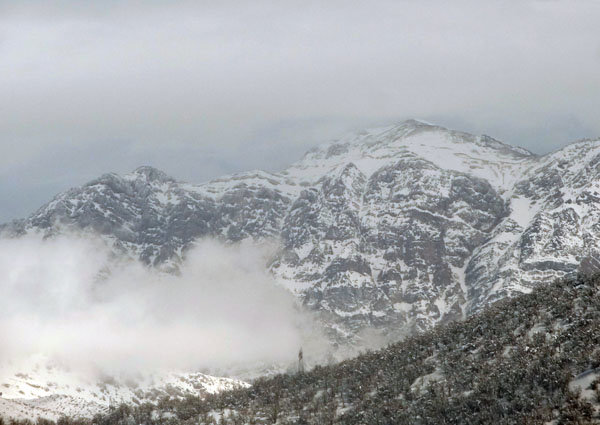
[4,119,600,340]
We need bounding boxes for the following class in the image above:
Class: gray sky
[1,0,599,222]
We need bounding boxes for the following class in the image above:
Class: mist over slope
[0,235,326,373]
[87,273,600,425]
[0,234,330,419]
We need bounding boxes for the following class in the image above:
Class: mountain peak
[397,118,439,128]
[129,166,175,183]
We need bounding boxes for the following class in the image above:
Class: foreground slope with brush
[26,273,599,425]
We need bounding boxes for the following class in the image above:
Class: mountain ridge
[3,119,600,341]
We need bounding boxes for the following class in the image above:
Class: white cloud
[0,0,599,221]
[0,234,327,377]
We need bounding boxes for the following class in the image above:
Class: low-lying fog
[0,234,329,380]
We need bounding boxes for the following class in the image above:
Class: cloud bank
[1,0,599,221]
[0,235,326,377]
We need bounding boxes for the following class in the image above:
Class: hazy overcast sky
[1,0,599,221]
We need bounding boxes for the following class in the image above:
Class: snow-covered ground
[0,354,248,420]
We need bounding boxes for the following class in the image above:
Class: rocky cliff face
[5,119,600,341]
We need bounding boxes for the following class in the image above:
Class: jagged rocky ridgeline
[3,119,600,339]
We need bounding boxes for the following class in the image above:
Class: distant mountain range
[4,119,600,341]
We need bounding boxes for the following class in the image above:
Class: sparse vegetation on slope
[6,273,600,424]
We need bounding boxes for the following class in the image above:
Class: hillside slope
[83,273,600,425]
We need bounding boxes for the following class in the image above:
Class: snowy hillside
[0,354,247,421]
[85,273,600,424]
[102,276,600,425]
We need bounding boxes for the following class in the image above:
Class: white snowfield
[284,121,534,193]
